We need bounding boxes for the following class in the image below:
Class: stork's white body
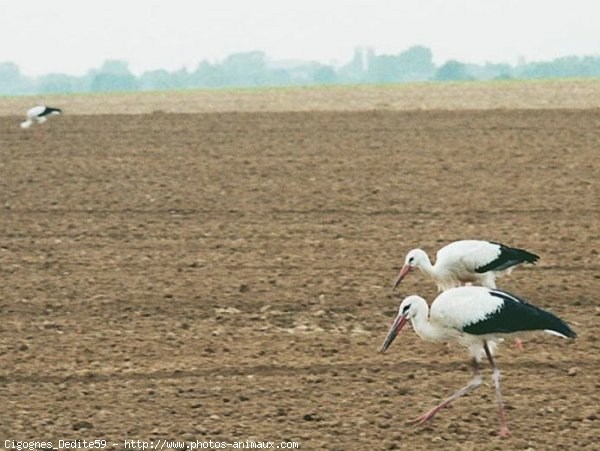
[415,286,504,358]
[397,240,539,292]
[418,286,571,359]
[428,241,501,290]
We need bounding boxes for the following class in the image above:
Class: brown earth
[0,108,599,450]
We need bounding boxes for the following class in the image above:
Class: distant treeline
[2,46,600,95]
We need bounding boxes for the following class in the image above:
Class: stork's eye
[402,304,411,314]
[408,257,414,264]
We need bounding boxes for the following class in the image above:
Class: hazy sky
[2,0,599,76]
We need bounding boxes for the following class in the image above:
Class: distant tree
[482,62,514,80]
[91,73,138,92]
[191,51,295,88]
[434,60,473,81]
[191,60,223,88]
[0,62,21,84]
[139,69,173,91]
[364,46,435,83]
[171,68,193,89]
[0,62,31,95]
[139,68,192,91]
[220,51,269,86]
[516,55,600,79]
[367,54,403,83]
[311,64,337,84]
[395,46,435,81]
[89,60,139,92]
[36,73,74,94]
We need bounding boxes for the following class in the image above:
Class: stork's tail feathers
[544,316,577,339]
[509,247,540,264]
[544,327,577,339]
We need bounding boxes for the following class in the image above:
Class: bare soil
[0,108,599,450]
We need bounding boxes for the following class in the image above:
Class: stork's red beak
[380,314,408,353]
[393,265,411,290]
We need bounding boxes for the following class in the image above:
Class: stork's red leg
[484,341,510,437]
[408,358,481,425]
[514,338,523,350]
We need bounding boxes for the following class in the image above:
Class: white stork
[20,105,62,129]
[380,286,576,436]
[393,240,539,292]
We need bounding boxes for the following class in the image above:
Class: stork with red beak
[393,240,539,292]
[380,286,576,436]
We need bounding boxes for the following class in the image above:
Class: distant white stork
[393,240,539,292]
[20,105,62,129]
[380,286,576,437]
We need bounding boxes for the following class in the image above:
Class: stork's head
[393,248,427,289]
[380,295,425,353]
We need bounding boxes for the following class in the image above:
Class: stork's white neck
[416,252,437,278]
[409,299,450,342]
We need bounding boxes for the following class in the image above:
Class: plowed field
[1,107,599,449]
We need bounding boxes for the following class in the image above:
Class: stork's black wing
[474,242,539,273]
[463,289,576,338]
[39,107,62,117]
